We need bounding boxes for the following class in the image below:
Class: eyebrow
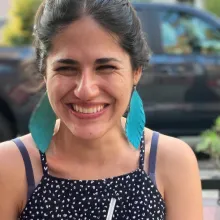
[53,58,121,66]
[53,59,79,65]
[95,58,121,64]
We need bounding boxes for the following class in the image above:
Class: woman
[0,0,203,219]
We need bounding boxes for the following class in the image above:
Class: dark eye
[55,66,78,75]
[97,65,117,73]
[55,66,74,71]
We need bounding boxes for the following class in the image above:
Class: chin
[69,126,107,140]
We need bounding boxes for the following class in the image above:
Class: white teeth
[72,105,105,114]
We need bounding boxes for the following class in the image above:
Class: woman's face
[46,17,141,140]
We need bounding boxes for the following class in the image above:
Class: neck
[49,119,131,166]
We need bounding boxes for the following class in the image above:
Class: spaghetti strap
[39,151,49,175]
[12,138,35,200]
[139,131,145,169]
[148,131,160,185]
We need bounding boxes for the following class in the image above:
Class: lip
[67,104,109,120]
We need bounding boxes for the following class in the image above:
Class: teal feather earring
[125,86,146,149]
[29,92,56,153]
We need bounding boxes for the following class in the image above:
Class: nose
[74,70,99,101]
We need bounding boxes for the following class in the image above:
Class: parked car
[1,3,220,142]
[134,3,220,136]
[0,47,42,142]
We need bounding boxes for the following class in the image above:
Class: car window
[159,10,220,55]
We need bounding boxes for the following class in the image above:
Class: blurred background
[0,0,220,219]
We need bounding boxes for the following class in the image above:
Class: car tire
[0,113,15,143]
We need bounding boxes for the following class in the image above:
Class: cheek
[118,77,133,107]
[46,76,76,102]
[104,74,132,105]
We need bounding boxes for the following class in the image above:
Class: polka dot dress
[18,134,166,219]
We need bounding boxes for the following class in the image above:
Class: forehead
[48,16,129,63]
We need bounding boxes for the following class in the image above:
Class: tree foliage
[2,0,41,46]
[205,0,220,18]
[197,117,220,168]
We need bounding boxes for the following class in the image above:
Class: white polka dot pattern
[19,136,166,219]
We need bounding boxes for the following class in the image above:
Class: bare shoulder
[0,134,41,182]
[0,137,26,216]
[157,132,201,189]
[0,135,40,216]
[144,127,198,173]
[144,128,203,219]
[0,137,26,181]
[157,132,197,168]
[144,128,200,187]
[0,134,39,172]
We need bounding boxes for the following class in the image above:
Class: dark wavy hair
[34,0,150,75]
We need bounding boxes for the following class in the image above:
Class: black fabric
[15,133,165,219]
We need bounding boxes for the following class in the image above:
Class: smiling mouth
[68,104,109,114]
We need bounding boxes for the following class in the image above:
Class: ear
[133,67,142,85]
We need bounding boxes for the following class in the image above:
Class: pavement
[200,162,220,220]
[202,191,220,219]
[198,159,220,220]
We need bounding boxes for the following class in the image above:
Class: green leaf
[215,116,220,129]
[196,118,220,159]
[205,0,220,17]
[196,138,211,152]
[2,0,41,46]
